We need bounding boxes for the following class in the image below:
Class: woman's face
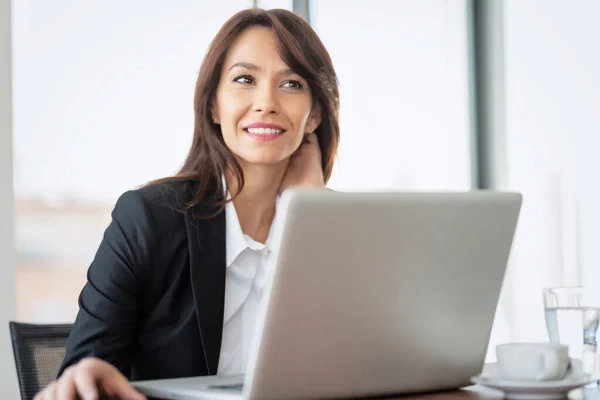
[213,26,321,167]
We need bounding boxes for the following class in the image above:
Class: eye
[281,80,304,90]
[233,75,255,85]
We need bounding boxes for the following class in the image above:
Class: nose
[252,84,279,115]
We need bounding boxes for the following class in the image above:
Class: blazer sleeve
[57,189,155,378]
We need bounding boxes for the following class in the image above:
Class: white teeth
[246,128,284,135]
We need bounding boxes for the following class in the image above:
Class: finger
[103,374,146,400]
[56,378,77,400]
[56,369,77,400]
[42,382,57,400]
[73,365,99,400]
[75,358,145,400]
[303,131,317,143]
[94,367,146,400]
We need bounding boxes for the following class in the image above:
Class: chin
[238,151,291,167]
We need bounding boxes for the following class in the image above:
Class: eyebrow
[228,61,296,76]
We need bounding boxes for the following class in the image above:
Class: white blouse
[216,196,283,375]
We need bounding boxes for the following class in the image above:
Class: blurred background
[1,0,600,393]
[8,0,472,322]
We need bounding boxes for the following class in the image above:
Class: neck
[226,160,288,243]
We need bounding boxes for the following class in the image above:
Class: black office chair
[9,321,73,400]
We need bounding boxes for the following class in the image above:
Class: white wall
[498,0,600,344]
[0,0,19,397]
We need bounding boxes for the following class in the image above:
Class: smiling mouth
[243,127,286,135]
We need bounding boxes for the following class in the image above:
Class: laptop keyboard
[209,383,244,391]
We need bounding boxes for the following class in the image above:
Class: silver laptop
[132,189,522,400]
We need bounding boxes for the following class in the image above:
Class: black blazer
[58,180,228,380]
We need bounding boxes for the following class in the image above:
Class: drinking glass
[543,286,600,376]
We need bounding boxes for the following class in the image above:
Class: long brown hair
[152,8,339,214]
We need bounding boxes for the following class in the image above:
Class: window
[311,0,472,191]
[12,0,258,322]
[497,0,600,344]
[13,0,472,323]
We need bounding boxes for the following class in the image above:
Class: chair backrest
[9,321,72,400]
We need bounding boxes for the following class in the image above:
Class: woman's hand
[34,357,145,400]
[279,132,325,193]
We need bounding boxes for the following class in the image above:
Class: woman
[34,7,339,400]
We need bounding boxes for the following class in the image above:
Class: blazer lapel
[185,204,226,375]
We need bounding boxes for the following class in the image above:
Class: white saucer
[471,361,599,400]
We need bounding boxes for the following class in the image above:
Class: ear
[306,103,322,133]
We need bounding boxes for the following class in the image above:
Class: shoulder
[119,179,196,212]
[110,177,225,245]
[111,179,198,235]
[136,179,196,212]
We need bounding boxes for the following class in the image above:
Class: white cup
[496,343,570,381]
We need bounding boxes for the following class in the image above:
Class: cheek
[217,92,248,127]
[285,100,313,131]
[296,113,314,136]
